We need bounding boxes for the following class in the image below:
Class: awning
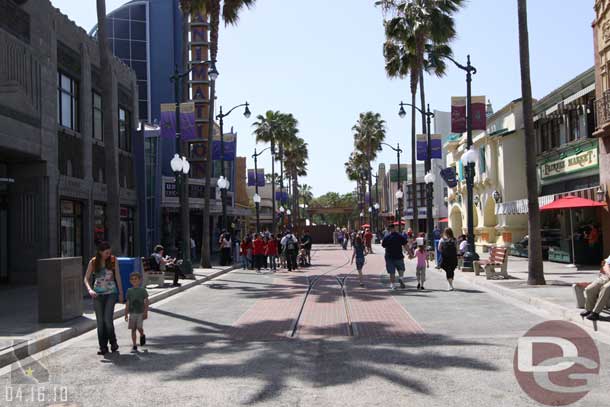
[439,218,449,223]
[540,196,606,211]
[495,195,555,215]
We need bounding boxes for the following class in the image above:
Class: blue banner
[212,139,236,161]
[440,167,458,188]
[431,134,442,159]
[275,191,289,203]
[417,134,427,161]
[247,169,265,187]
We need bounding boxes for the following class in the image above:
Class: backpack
[441,239,457,260]
[286,236,297,251]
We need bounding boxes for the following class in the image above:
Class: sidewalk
[449,255,610,337]
[0,265,235,369]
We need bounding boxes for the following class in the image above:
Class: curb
[458,271,610,338]
[0,265,236,369]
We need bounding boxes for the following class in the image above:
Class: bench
[473,246,509,279]
[142,257,165,287]
[573,281,610,310]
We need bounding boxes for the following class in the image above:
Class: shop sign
[540,148,598,180]
[164,182,207,199]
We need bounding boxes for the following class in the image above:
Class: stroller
[297,246,308,267]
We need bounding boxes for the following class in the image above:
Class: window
[94,204,106,244]
[551,119,560,148]
[118,108,131,151]
[479,146,486,174]
[92,92,103,141]
[57,72,79,131]
[406,183,426,208]
[120,206,135,256]
[60,200,83,257]
[568,108,580,142]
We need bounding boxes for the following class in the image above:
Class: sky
[51,0,596,197]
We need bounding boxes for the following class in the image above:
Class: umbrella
[361,224,371,228]
[392,221,406,226]
[439,218,449,223]
[540,196,606,267]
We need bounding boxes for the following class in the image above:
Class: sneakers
[131,346,138,353]
[172,283,182,287]
[399,279,406,289]
[97,348,108,355]
[417,283,421,290]
[389,283,396,291]
[420,285,425,291]
[580,310,592,318]
[586,312,600,321]
[110,343,119,353]
[140,335,146,346]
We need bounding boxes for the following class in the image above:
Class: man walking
[381,223,408,290]
[281,231,299,271]
[301,230,313,266]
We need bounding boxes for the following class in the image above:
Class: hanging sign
[451,97,466,133]
[540,148,598,180]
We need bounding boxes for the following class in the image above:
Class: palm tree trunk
[96,0,121,252]
[410,89,418,234]
[420,70,427,134]
[518,0,545,285]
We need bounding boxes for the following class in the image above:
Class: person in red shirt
[252,233,266,273]
[364,228,374,254]
[240,237,252,270]
[266,234,279,272]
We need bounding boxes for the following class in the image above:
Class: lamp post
[398,102,435,241]
[252,146,271,234]
[424,171,436,251]
[447,54,479,268]
[374,202,380,237]
[395,189,404,232]
[216,102,251,232]
[380,142,403,232]
[169,62,213,274]
[286,209,292,228]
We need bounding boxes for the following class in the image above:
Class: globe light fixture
[462,148,478,165]
[360,212,364,218]
[170,153,183,174]
[286,209,292,216]
[208,62,219,81]
[398,103,407,119]
[181,156,190,175]
[368,207,373,213]
[395,190,404,200]
[244,103,251,119]
[253,193,261,204]
[374,203,380,210]
[217,176,229,190]
[279,206,285,213]
[424,171,436,185]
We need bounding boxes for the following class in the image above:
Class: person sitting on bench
[580,255,610,321]
[150,245,185,287]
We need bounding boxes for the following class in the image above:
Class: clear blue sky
[52,0,595,196]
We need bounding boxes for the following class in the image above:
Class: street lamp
[216,102,251,232]
[286,209,292,227]
[253,193,261,233]
[462,146,479,268]
[424,171,436,250]
[398,101,435,237]
[380,142,404,232]
[447,54,479,269]
[252,146,272,234]
[395,189,404,232]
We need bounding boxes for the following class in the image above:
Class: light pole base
[181,259,193,275]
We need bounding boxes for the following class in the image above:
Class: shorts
[355,258,365,270]
[385,256,405,276]
[128,313,144,330]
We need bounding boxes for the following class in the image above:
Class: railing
[595,89,610,128]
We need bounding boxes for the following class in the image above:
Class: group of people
[239,229,313,272]
[335,227,376,252]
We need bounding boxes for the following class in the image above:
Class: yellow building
[445,100,528,251]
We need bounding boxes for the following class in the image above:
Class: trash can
[117,257,142,293]
[37,257,84,322]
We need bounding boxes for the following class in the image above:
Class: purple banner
[212,140,236,161]
[159,103,196,140]
[431,134,442,159]
[247,169,265,187]
[440,167,458,188]
[275,191,289,203]
[417,134,427,161]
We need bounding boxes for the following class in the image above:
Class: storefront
[60,200,83,258]
[120,206,135,257]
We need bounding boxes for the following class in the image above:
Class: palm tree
[517,0,545,285]
[378,0,463,232]
[283,136,309,223]
[180,0,256,267]
[352,112,386,223]
[96,0,121,252]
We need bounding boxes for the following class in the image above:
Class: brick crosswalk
[227,246,425,341]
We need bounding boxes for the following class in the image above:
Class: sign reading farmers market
[540,148,598,179]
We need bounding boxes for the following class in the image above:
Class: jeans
[93,294,117,350]
[241,255,248,269]
[220,248,232,266]
[268,255,277,270]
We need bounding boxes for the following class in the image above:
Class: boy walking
[125,272,149,352]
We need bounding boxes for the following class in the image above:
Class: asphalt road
[1,245,609,407]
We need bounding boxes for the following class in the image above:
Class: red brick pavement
[227,245,424,340]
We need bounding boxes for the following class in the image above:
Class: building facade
[0,0,140,284]
[446,99,528,251]
[593,0,610,255]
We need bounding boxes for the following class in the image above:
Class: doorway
[0,194,8,284]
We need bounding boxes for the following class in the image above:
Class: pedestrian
[218,231,232,266]
[333,228,339,245]
[252,233,266,273]
[124,272,149,352]
[580,256,610,321]
[190,237,197,263]
[266,234,279,271]
[438,228,458,291]
[240,236,252,269]
[338,229,345,249]
[301,230,313,266]
[150,244,184,287]
[84,241,124,355]
[381,224,408,290]
[411,240,429,290]
[364,228,373,254]
[262,236,269,269]
[281,230,299,271]
[351,234,366,287]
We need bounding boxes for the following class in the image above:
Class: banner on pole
[472,96,487,131]
[389,164,409,182]
[247,169,265,187]
[416,134,427,161]
[212,134,236,161]
[160,102,196,140]
[440,167,458,188]
[431,134,442,159]
[275,191,289,203]
[451,97,466,134]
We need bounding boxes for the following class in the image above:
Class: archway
[483,197,497,228]
[449,205,463,235]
